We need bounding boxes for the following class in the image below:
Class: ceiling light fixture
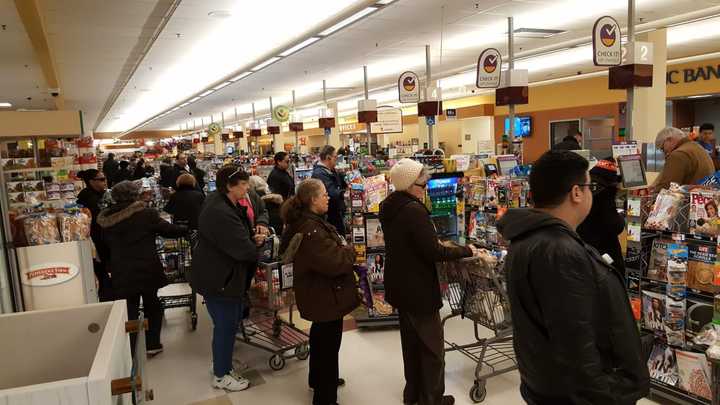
[229,72,252,82]
[251,57,282,71]
[376,0,396,4]
[179,102,190,107]
[687,94,713,99]
[279,37,321,57]
[0,102,11,108]
[199,89,215,97]
[318,6,378,36]
[189,96,201,103]
[208,10,232,18]
[212,82,232,91]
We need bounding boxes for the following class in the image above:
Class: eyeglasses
[574,182,603,192]
[92,177,107,182]
[414,182,428,189]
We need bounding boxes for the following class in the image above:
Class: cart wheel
[269,355,286,371]
[191,314,198,331]
[470,381,486,403]
[295,344,310,360]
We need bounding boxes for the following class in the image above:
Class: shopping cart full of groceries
[156,233,198,330]
[438,251,517,403]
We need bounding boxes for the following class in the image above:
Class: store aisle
[148,300,661,405]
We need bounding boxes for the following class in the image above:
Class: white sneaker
[212,374,250,392]
[210,362,249,378]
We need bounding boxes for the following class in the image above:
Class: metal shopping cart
[238,261,310,371]
[438,255,517,403]
[156,234,198,330]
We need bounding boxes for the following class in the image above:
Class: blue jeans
[205,296,243,378]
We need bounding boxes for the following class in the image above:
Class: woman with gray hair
[98,180,187,356]
[653,126,714,190]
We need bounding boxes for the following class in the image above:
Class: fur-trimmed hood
[97,201,146,228]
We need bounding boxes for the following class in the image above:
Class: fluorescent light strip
[279,37,321,57]
[376,0,395,4]
[0,102,11,108]
[319,6,378,36]
[213,82,231,90]
[199,89,215,97]
[179,102,190,107]
[189,97,201,103]
[251,57,282,71]
[230,72,253,82]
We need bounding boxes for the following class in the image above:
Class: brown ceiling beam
[14,0,64,110]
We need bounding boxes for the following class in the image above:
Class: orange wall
[494,103,621,163]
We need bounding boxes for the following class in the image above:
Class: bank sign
[667,64,720,84]
[592,16,622,66]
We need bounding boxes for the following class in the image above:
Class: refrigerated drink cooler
[427,172,465,242]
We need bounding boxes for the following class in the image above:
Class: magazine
[365,217,385,249]
[648,344,679,386]
[642,290,667,333]
[364,175,388,213]
[665,296,686,346]
[366,253,385,286]
[666,243,688,301]
[687,243,717,293]
[675,349,712,399]
[647,239,671,282]
[689,189,720,236]
[645,189,684,231]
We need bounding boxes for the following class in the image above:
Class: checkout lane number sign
[593,16,622,66]
[476,48,502,89]
[22,262,79,287]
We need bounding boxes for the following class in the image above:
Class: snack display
[645,189,685,232]
[23,213,61,245]
[57,210,91,242]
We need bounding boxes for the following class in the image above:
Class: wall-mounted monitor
[504,116,532,137]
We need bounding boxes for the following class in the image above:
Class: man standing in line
[697,123,719,170]
[311,145,347,235]
[380,158,475,405]
[498,150,649,404]
[552,130,582,151]
[267,151,295,234]
[103,153,119,187]
[654,127,714,190]
[170,152,192,190]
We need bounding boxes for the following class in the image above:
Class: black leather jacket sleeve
[529,245,615,404]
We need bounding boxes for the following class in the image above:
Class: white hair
[655,127,686,148]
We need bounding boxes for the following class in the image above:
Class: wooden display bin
[0,301,133,405]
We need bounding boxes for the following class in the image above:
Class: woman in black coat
[164,173,205,229]
[577,159,626,274]
[76,169,112,301]
[98,180,187,355]
[191,165,264,392]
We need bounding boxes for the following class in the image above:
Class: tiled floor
[148,292,662,405]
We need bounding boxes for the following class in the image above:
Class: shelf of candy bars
[465,176,530,249]
[624,184,720,403]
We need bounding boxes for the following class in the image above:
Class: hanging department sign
[593,16,622,66]
[476,48,502,88]
[398,71,420,103]
[370,107,403,134]
[22,262,79,287]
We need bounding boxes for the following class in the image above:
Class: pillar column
[631,28,667,145]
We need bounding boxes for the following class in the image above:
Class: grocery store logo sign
[667,64,720,84]
[22,262,79,287]
[593,16,621,66]
[476,48,502,89]
[398,71,420,103]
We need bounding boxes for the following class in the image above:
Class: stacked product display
[626,184,720,404]
[465,175,530,247]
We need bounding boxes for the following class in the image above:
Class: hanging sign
[272,105,291,122]
[370,107,403,134]
[592,16,622,66]
[208,122,222,136]
[398,71,420,103]
[476,48,502,88]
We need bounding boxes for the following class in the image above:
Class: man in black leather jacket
[498,151,649,405]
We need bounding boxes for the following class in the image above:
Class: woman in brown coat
[280,178,358,405]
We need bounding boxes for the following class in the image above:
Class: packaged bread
[23,213,61,245]
[57,210,91,242]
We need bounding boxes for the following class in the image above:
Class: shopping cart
[438,255,517,403]
[238,261,310,371]
[156,234,198,330]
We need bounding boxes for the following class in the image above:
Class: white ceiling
[2,0,720,135]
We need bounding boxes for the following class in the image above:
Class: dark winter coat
[281,212,358,322]
[311,163,347,235]
[159,163,174,188]
[77,187,110,262]
[497,209,649,405]
[553,135,581,151]
[577,187,626,274]
[169,164,191,190]
[267,166,295,200]
[103,158,119,186]
[379,191,472,315]
[164,185,205,229]
[191,192,258,300]
[112,168,133,185]
[97,201,187,296]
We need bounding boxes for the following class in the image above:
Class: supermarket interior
[3,0,720,404]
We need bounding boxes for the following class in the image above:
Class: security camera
[48,88,60,97]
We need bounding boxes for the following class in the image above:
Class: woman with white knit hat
[379,158,475,405]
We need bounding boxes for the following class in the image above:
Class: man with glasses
[498,150,648,405]
[380,158,475,405]
[312,145,348,235]
[654,126,714,191]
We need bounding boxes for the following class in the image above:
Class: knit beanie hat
[590,159,621,187]
[390,158,425,192]
[111,180,142,203]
